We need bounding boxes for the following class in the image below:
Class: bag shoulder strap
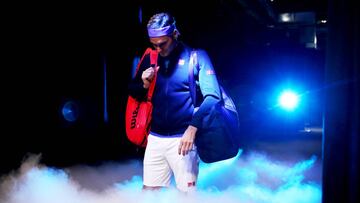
[189,50,198,106]
[147,50,158,101]
[134,48,153,76]
[134,48,158,101]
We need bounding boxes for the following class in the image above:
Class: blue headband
[147,23,176,37]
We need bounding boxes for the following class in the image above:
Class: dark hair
[147,12,175,29]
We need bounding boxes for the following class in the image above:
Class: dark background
[3,1,360,202]
[1,0,327,170]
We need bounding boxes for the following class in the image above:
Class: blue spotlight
[61,101,79,122]
[278,90,299,111]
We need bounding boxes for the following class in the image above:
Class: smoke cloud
[0,151,321,203]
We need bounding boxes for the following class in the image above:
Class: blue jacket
[129,42,221,136]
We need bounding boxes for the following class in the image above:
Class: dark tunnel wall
[2,3,142,170]
[322,0,360,202]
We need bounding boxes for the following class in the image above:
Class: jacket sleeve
[189,50,221,128]
[127,54,150,101]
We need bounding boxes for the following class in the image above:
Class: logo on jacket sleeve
[206,70,215,75]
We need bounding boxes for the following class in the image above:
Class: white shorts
[143,133,199,192]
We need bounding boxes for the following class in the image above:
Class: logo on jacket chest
[178,59,185,66]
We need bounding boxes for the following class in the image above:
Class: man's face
[149,35,176,57]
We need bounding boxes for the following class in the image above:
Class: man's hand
[178,125,198,156]
[142,66,159,89]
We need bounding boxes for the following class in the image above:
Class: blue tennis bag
[189,51,240,163]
